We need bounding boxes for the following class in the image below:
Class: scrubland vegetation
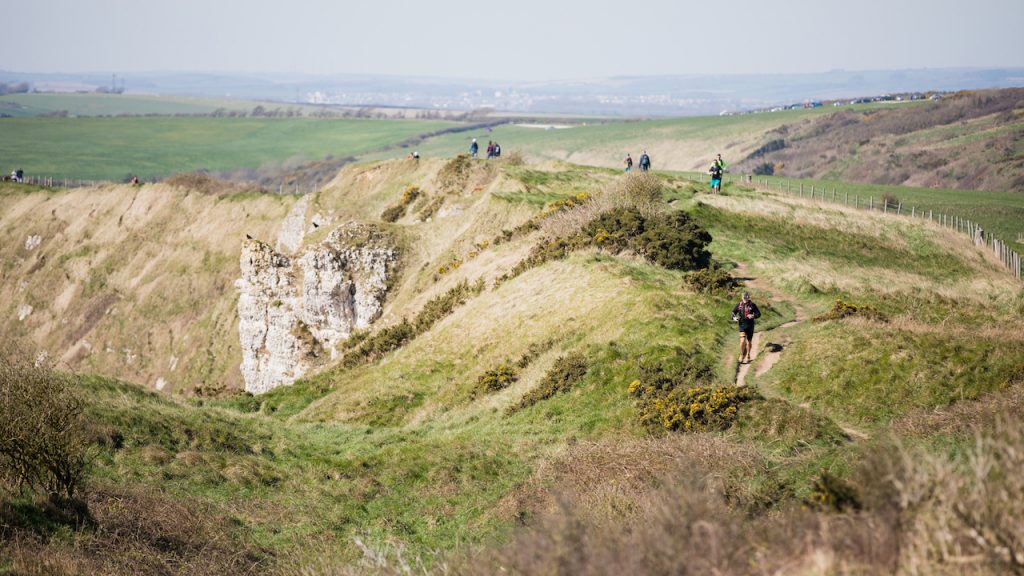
[3,145,1023,574]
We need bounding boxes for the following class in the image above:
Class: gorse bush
[414,278,485,332]
[343,279,485,367]
[497,207,712,287]
[510,352,589,413]
[436,154,473,192]
[472,365,519,398]
[584,207,713,270]
[380,185,423,222]
[380,204,406,223]
[683,266,738,295]
[813,298,887,322]
[626,349,756,432]
[0,351,90,502]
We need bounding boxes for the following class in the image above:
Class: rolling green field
[727,173,1024,249]
[0,116,456,181]
[0,93,295,117]
[368,106,850,165]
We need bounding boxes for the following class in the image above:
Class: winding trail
[733,263,807,388]
[730,262,870,442]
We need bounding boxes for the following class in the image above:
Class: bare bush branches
[0,350,90,502]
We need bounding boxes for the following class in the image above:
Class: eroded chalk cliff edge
[236,223,397,394]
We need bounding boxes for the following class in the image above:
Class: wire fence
[688,172,1021,281]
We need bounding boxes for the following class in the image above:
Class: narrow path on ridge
[729,262,870,442]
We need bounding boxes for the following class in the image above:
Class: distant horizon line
[3,65,1024,84]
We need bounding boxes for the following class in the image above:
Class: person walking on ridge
[732,291,761,365]
[709,159,723,193]
[624,153,633,173]
[470,138,479,158]
[639,151,651,172]
[716,153,726,171]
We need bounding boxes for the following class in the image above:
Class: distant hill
[3,67,1023,116]
[732,88,1024,192]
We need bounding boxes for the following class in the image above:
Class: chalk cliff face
[236,223,397,395]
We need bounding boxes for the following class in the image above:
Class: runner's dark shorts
[739,326,754,342]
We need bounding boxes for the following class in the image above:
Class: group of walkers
[623,151,652,172]
[6,169,24,183]
[469,138,502,159]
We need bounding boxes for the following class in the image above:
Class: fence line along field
[0,116,457,182]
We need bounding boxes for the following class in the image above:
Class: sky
[2,0,1023,81]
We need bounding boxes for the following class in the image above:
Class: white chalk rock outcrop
[236,223,397,394]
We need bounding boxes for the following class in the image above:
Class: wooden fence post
[897,202,902,215]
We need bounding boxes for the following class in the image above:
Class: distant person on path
[470,138,479,158]
[639,151,651,172]
[732,291,761,365]
[15,169,23,183]
[493,142,501,158]
[624,153,633,173]
[487,141,495,159]
[129,175,139,185]
[716,153,726,172]
[709,160,723,193]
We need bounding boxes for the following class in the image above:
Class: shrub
[881,192,900,210]
[414,279,485,332]
[342,279,485,367]
[745,138,786,160]
[510,352,588,412]
[0,351,90,503]
[342,319,417,367]
[437,154,473,192]
[752,162,775,176]
[683,266,738,295]
[583,207,713,270]
[813,298,887,322]
[417,195,445,220]
[636,210,713,270]
[614,172,664,208]
[472,365,519,397]
[400,185,421,205]
[380,185,423,222]
[807,471,862,512]
[380,204,406,222]
[627,349,755,432]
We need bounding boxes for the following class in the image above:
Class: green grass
[741,173,1024,249]
[0,93,293,117]
[0,116,457,181]
[366,106,861,163]
[695,202,972,281]
[766,324,1024,427]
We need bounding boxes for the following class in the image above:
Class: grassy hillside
[731,88,1024,193]
[366,106,846,170]
[732,173,1024,250]
[3,160,1022,574]
[0,116,456,181]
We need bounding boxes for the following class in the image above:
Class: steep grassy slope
[3,162,1023,574]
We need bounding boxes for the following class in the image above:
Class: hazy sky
[3,0,1023,80]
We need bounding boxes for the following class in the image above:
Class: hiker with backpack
[470,138,479,158]
[639,151,651,172]
[732,291,761,365]
[709,160,723,193]
[624,153,633,173]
